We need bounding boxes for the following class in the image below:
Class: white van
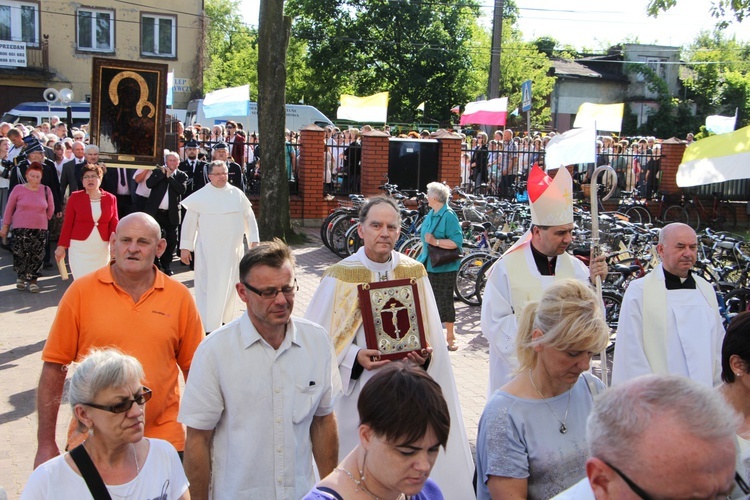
[185,99,333,133]
[1,102,91,128]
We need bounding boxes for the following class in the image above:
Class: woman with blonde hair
[476,279,609,499]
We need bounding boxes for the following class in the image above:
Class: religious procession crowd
[0,116,747,500]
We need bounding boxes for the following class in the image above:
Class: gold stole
[642,265,717,374]
[503,246,577,318]
[325,258,427,355]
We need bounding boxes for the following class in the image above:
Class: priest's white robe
[611,264,724,387]
[480,242,589,395]
[180,183,259,332]
[305,248,476,499]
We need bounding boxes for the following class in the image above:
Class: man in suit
[145,151,188,276]
[101,151,138,217]
[59,141,87,198]
[178,139,207,197]
[212,142,245,191]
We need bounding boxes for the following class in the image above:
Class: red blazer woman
[58,190,119,247]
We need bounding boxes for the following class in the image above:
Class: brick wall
[658,138,685,195]
[248,129,473,225]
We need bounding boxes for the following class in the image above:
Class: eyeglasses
[602,460,653,500]
[242,279,298,299]
[225,125,235,129]
[209,171,228,176]
[84,387,152,414]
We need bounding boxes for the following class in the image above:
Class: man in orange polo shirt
[33,212,204,468]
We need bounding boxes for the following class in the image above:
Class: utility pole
[487,0,504,100]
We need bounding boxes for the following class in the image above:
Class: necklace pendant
[559,423,567,434]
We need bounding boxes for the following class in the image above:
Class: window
[141,14,175,58]
[77,8,114,52]
[0,1,39,47]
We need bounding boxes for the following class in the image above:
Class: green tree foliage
[287,0,487,123]
[647,0,750,24]
[204,0,311,102]
[682,31,750,129]
[204,0,258,94]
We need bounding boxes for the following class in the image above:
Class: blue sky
[239,0,749,50]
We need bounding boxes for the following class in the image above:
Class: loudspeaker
[59,88,74,104]
[43,88,59,103]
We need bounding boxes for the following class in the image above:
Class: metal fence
[182,139,299,196]
[325,142,361,195]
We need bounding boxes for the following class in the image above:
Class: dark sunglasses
[84,387,152,414]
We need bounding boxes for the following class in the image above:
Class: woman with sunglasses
[22,348,189,499]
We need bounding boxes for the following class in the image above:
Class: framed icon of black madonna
[90,58,168,166]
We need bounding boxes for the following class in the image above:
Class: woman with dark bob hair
[719,311,750,486]
[22,348,189,499]
[305,363,449,499]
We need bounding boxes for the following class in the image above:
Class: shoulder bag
[69,444,113,500]
[427,211,462,268]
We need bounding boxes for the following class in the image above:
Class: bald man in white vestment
[612,223,724,387]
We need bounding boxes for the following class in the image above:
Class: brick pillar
[434,129,462,189]
[361,130,390,196]
[658,137,686,195]
[298,125,327,220]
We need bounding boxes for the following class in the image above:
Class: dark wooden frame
[90,57,168,166]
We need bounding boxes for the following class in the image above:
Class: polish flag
[450,104,460,114]
[459,98,508,126]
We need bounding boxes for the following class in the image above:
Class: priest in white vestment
[481,165,605,395]
[612,223,724,387]
[305,197,476,499]
[180,160,259,332]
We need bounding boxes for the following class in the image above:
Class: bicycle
[682,192,737,232]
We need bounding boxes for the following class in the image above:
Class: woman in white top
[22,348,189,499]
[719,311,750,495]
[54,164,118,279]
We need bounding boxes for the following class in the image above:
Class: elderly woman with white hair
[22,348,189,499]
[476,279,609,499]
[418,182,463,351]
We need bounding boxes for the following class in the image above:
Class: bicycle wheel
[344,223,363,256]
[454,252,493,306]
[661,205,689,226]
[398,237,423,258]
[602,290,623,331]
[684,204,701,231]
[723,288,750,326]
[320,211,342,250]
[713,203,737,231]
[329,216,355,258]
[624,206,652,225]
[474,257,498,306]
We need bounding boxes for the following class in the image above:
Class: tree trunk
[257,0,292,240]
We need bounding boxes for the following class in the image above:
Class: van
[1,102,91,128]
[185,99,333,134]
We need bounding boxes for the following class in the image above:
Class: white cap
[528,165,573,226]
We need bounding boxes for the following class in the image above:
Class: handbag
[69,444,113,500]
[427,243,462,267]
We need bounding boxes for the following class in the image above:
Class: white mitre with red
[529,165,574,226]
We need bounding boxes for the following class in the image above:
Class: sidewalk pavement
[0,227,489,497]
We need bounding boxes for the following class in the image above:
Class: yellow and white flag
[676,125,750,187]
[337,92,389,122]
[573,103,624,132]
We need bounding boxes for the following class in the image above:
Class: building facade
[0,0,203,114]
